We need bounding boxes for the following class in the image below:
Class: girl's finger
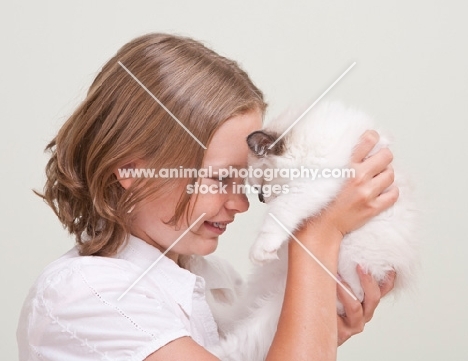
[357,265,381,322]
[380,270,397,298]
[369,165,395,199]
[351,130,380,163]
[374,185,400,213]
[337,317,350,346]
[362,147,393,179]
[337,280,364,331]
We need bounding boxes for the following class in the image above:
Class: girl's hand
[318,130,399,237]
[337,266,397,345]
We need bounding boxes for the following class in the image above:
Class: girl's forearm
[265,222,342,361]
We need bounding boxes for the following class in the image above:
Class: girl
[17,33,397,361]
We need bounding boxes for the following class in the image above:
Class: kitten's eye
[258,192,265,203]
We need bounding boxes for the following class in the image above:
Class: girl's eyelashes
[211,176,230,182]
[208,176,246,184]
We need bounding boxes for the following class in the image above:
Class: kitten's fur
[207,101,419,361]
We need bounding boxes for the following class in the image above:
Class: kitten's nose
[258,191,265,203]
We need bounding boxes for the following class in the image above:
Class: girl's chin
[194,237,219,256]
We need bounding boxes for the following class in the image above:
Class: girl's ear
[113,160,145,190]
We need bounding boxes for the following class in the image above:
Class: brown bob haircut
[37,33,267,256]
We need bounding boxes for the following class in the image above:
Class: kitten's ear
[247,130,285,157]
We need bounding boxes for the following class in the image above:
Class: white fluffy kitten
[207,101,419,361]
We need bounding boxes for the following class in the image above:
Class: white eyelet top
[17,235,244,361]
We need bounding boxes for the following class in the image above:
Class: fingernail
[358,265,368,274]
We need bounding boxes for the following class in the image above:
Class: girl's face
[130,109,263,262]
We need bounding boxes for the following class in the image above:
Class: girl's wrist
[289,216,343,272]
[300,213,344,249]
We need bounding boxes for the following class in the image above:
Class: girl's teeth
[211,222,226,229]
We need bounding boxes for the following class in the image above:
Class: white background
[1,1,467,360]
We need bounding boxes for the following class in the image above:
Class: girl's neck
[130,231,181,266]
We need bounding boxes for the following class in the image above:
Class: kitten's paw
[250,246,279,265]
[249,235,283,264]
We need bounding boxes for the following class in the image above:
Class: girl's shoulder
[17,238,220,361]
[22,245,152,309]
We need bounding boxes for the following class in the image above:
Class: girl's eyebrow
[203,165,249,178]
[204,163,248,170]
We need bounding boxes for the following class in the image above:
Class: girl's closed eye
[209,176,232,185]
[218,176,247,184]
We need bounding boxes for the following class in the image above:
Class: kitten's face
[246,130,291,204]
